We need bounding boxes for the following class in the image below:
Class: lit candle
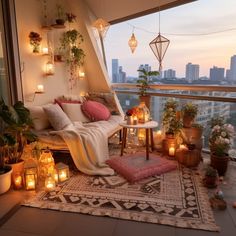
[133,116,138,125]
[37,84,44,93]
[26,175,36,190]
[79,71,85,78]
[53,169,59,183]
[45,175,56,191]
[42,47,49,55]
[45,61,54,75]
[179,144,187,150]
[13,174,23,189]
[59,171,67,182]
[156,130,162,139]
[169,147,175,156]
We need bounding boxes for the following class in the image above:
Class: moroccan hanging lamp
[149,4,170,72]
[128,28,138,53]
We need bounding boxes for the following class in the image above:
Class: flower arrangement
[209,123,234,157]
[29,32,42,53]
[126,107,139,116]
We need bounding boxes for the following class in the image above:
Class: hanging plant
[60,29,85,89]
[29,32,42,53]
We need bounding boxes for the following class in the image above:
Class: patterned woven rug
[23,163,219,231]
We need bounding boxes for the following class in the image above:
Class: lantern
[12,172,23,190]
[55,162,69,182]
[92,18,110,38]
[128,33,138,53]
[137,102,150,123]
[45,174,56,191]
[38,149,55,179]
[25,168,37,190]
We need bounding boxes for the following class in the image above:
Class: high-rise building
[185,63,199,82]
[164,69,176,79]
[230,55,236,82]
[209,66,225,81]
[112,59,119,83]
[118,66,126,83]
[226,69,231,81]
[138,64,151,76]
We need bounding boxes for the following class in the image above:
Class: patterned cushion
[81,100,111,121]
[106,153,177,182]
[43,104,72,130]
[86,92,120,115]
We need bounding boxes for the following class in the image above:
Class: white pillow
[61,103,90,123]
[28,106,50,131]
[43,104,72,130]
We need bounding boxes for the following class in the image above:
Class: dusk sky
[104,0,236,78]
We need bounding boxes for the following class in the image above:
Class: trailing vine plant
[60,29,85,89]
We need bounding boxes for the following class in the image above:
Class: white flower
[221,131,227,137]
[213,125,220,131]
[224,138,230,144]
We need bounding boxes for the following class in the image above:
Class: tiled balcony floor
[0,157,236,236]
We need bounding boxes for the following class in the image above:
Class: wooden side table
[120,121,158,160]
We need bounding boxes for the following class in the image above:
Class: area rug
[106,153,177,182]
[23,164,219,231]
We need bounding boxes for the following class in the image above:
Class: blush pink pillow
[81,100,111,121]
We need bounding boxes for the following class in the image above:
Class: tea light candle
[79,71,85,78]
[169,147,175,156]
[42,47,49,55]
[179,144,187,150]
[37,84,44,93]
[59,171,67,182]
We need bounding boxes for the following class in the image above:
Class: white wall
[15,0,112,106]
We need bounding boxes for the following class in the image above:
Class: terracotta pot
[0,166,12,194]
[176,148,201,167]
[183,115,194,128]
[139,95,151,110]
[210,154,229,176]
[191,127,203,140]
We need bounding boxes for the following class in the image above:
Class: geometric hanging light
[128,32,138,54]
[149,3,170,72]
[92,18,110,38]
[149,33,170,72]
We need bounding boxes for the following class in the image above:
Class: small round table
[120,121,158,160]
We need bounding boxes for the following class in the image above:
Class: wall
[15,0,112,106]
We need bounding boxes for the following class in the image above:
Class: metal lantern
[149,33,170,72]
[25,168,37,190]
[128,33,138,53]
[45,174,56,191]
[137,102,150,123]
[45,61,54,75]
[38,149,55,179]
[92,18,110,38]
[55,162,69,182]
[12,172,23,190]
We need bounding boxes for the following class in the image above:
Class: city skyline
[105,0,236,78]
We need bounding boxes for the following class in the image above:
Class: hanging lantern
[92,18,110,38]
[38,149,55,179]
[149,33,170,72]
[137,102,150,123]
[128,33,138,53]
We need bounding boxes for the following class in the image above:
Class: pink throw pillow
[81,100,111,121]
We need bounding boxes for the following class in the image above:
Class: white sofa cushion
[43,104,72,130]
[61,103,90,123]
[28,106,51,131]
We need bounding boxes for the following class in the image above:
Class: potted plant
[191,123,203,140]
[204,166,218,188]
[0,99,37,178]
[55,4,65,25]
[137,68,159,109]
[209,120,234,176]
[0,134,13,194]
[181,103,198,128]
[28,31,42,53]
[60,29,85,89]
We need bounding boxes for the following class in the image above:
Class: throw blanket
[51,124,114,176]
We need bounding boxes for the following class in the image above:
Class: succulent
[205,166,218,177]
[181,103,198,118]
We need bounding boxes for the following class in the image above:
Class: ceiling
[84,0,196,24]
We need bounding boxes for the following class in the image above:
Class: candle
[37,84,44,93]
[59,171,67,182]
[13,175,23,189]
[79,71,85,78]
[42,47,49,55]
[26,175,36,190]
[45,175,56,191]
[179,144,187,150]
[156,130,162,140]
[169,147,175,156]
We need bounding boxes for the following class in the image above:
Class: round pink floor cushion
[81,100,111,121]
